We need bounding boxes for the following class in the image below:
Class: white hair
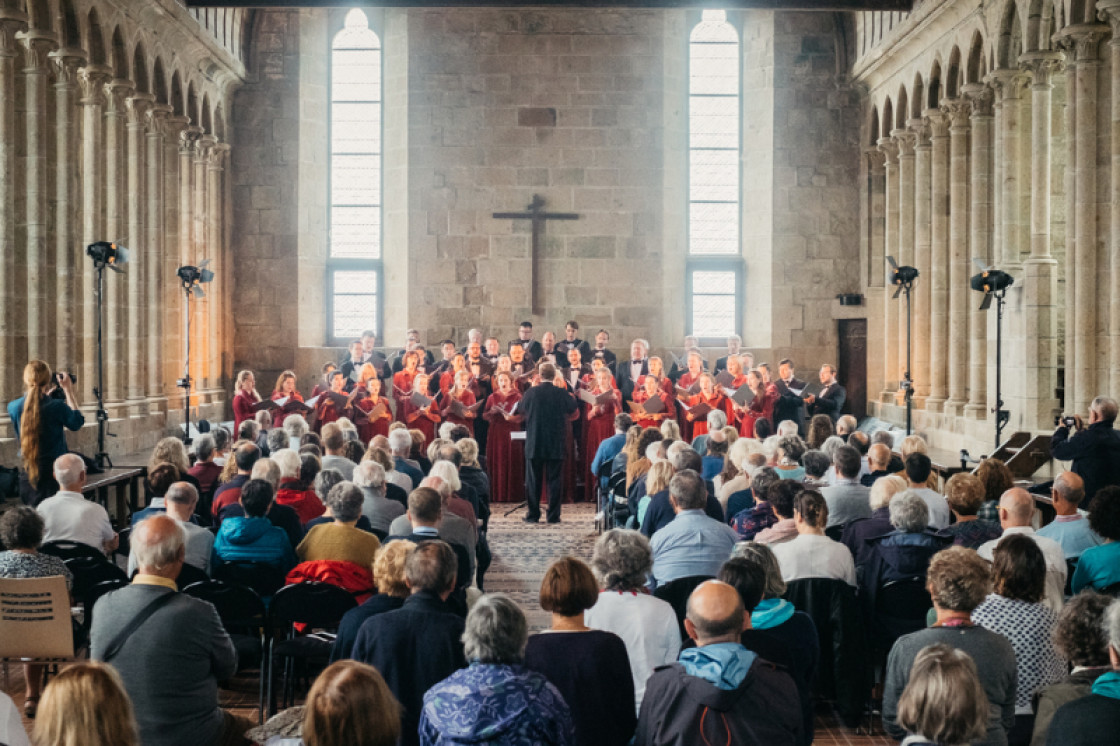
[283,414,309,439]
[52,454,86,490]
[728,438,753,472]
[776,420,798,437]
[438,422,457,441]
[646,441,663,463]
[428,460,461,492]
[1107,599,1120,653]
[388,429,412,455]
[353,460,386,493]
[666,439,690,460]
[706,409,728,429]
[889,490,930,533]
[632,338,650,352]
[271,449,302,480]
[132,515,185,574]
[250,458,281,489]
[419,475,451,499]
[870,475,909,511]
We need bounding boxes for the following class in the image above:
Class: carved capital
[125,92,155,127]
[961,82,994,117]
[877,136,898,165]
[179,125,202,155]
[907,117,930,147]
[923,108,950,139]
[863,146,885,173]
[103,79,134,116]
[164,114,190,142]
[0,11,29,58]
[940,98,971,128]
[891,128,917,157]
[194,133,217,163]
[1099,0,1120,38]
[18,30,57,72]
[146,103,172,137]
[207,142,230,170]
[50,47,85,88]
[986,68,1030,101]
[1053,23,1109,63]
[78,64,112,104]
[1019,50,1065,88]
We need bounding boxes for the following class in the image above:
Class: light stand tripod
[887,256,919,435]
[85,242,128,470]
[990,286,1010,450]
[176,282,195,446]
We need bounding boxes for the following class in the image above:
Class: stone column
[125,92,154,404]
[1096,1,1120,396]
[910,119,932,402]
[103,80,132,405]
[1056,24,1109,415]
[193,135,216,393]
[78,64,112,408]
[942,98,971,415]
[51,48,85,372]
[146,104,171,398]
[207,143,230,397]
[962,83,994,419]
[162,115,189,408]
[988,69,1027,267]
[925,109,950,409]
[21,30,58,363]
[893,128,917,404]
[177,127,200,409]
[0,10,27,405]
[878,137,899,401]
[1018,50,1064,428]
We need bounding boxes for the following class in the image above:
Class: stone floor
[3,500,891,744]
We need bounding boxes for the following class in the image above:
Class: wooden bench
[82,467,146,521]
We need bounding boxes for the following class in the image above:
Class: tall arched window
[688,10,741,339]
[328,8,382,342]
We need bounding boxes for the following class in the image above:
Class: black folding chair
[654,575,715,642]
[607,471,629,527]
[266,582,356,714]
[183,580,269,723]
[40,540,106,563]
[212,560,286,598]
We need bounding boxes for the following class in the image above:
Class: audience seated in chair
[635,580,802,746]
[1045,597,1120,746]
[352,460,405,535]
[1071,486,1120,594]
[30,662,139,746]
[771,490,856,587]
[212,479,297,575]
[128,482,213,576]
[650,469,738,588]
[36,453,117,556]
[1037,471,1102,559]
[937,472,1004,550]
[894,644,989,746]
[297,481,380,568]
[821,445,871,530]
[977,488,1067,613]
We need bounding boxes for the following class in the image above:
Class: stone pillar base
[943,399,966,418]
[925,397,946,413]
[963,403,987,420]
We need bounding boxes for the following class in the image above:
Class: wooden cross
[493,194,579,315]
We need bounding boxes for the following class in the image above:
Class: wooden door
[838,319,867,421]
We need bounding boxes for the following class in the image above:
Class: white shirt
[770,533,857,586]
[907,486,952,530]
[585,589,681,713]
[0,693,29,746]
[37,490,115,554]
[978,526,1068,614]
[631,359,646,382]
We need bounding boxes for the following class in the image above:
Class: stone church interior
[2,0,1120,745]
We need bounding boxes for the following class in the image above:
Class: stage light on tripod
[970,258,1014,310]
[86,242,129,272]
[886,255,919,298]
[177,259,214,298]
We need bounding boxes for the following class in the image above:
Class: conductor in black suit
[805,364,846,423]
[519,362,578,524]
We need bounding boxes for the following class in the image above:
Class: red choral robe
[270,390,304,428]
[440,389,478,437]
[398,392,439,445]
[631,388,673,430]
[739,382,779,438]
[584,387,622,501]
[232,391,261,432]
[353,388,392,444]
[684,390,731,440]
[482,390,523,503]
[391,370,418,422]
[311,395,344,435]
[638,374,675,398]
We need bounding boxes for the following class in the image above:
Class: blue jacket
[591,432,627,490]
[7,394,84,468]
[211,516,295,571]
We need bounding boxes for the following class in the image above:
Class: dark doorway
[838,319,867,421]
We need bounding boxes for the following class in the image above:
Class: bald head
[999,487,1034,527]
[1052,471,1085,515]
[132,514,185,578]
[52,453,87,491]
[868,443,891,470]
[685,580,747,645]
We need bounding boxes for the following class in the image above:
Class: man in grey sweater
[91,515,245,746]
[821,445,872,528]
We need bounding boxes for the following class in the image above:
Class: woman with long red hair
[482,371,524,503]
[7,360,84,504]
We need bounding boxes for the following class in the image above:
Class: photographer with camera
[6,360,84,505]
[1050,396,1120,507]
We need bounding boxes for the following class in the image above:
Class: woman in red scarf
[482,371,524,503]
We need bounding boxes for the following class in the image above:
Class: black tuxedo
[809,381,846,422]
[590,347,618,374]
[360,350,391,379]
[339,358,366,391]
[774,377,808,435]
[616,359,649,403]
[510,339,544,362]
[536,348,561,367]
[556,338,591,360]
[519,380,578,522]
[561,363,592,390]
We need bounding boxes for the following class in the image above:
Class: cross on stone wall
[492,194,579,315]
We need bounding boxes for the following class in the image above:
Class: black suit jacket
[616,359,649,403]
[556,339,591,360]
[1051,421,1120,501]
[809,382,846,422]
[774,378,808,433]
[590,348,618,374]
[519,381,578,460]
[510,339,544,362]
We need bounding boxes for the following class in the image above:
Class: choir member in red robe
[483,371,524,503]
[682,373,731,441]
[638,356,674,398]
[675,351,706,391]
[583,367,622,501]
[632,373,673,429]
[582,358,618,389]
[737,369,778,438]
[723,355,750,389]
[399,372,440,445]
[440,369,479,437]
[309,361,337,398]
[353,364,392,444]
[232,370,262,432]
[392,350,421,422]
[311,370,349,434]
[270,370,303,428]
